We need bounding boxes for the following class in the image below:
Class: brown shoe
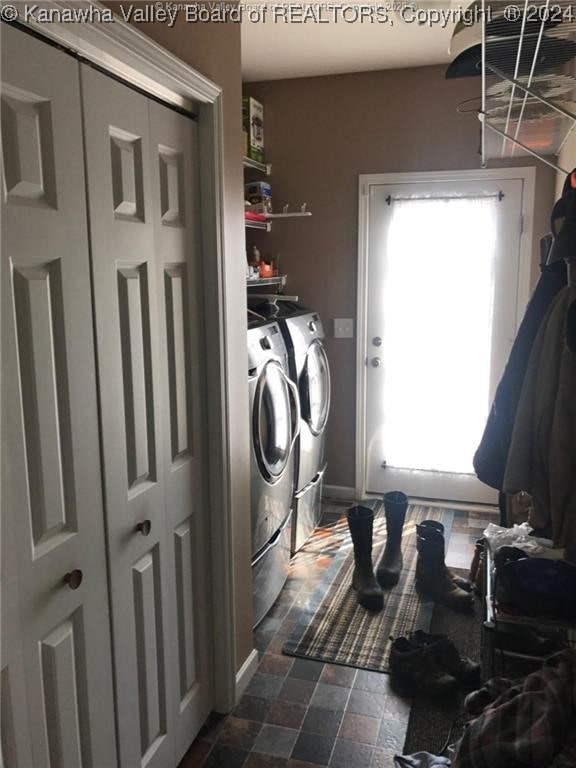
[389,636,457,695]
[410,630,481,686]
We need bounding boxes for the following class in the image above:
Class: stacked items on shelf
[243,96,269,229]
[245,180,273,213]
[246,244,283,282]
[242,97,312,227]
[245,179,272,228]
[242,96,264,163]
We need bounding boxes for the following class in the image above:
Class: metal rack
[480,0,576,173]
[246,275,287,289]
[483,544,576,676]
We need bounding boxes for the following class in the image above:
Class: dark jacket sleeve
[473,259,567,491]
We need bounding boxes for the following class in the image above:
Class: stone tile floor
[179,501,498,768]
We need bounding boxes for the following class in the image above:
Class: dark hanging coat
[473,259,567,491]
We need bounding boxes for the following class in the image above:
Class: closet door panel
[81,65,174,768]
[1,591,34,768]
[1,25,117,768]
[149,101,212,760]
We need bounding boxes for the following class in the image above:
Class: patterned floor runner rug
[283,503,455,673]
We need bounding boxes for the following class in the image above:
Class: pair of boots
[347,491,408,612]
[347,496,474,613]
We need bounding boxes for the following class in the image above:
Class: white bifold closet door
[1,25,117,768]
[81,66,212,767]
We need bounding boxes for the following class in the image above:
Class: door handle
[64,569,83,590]
[136,519,152,536]
[370,357,382,368]
[285,374,301,452]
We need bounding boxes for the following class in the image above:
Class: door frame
[356,167,536,500]
[15,1,238,712]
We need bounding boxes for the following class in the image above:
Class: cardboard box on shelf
[245,181,272,212]
[242,96,264,163]
[245,181,272,199]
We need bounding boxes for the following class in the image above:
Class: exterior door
[1,24,117,768]
[81,65,211,767]
[362,174,529,503]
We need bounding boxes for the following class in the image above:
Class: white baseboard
[413,498,499,513]
[235,648,259,702]
[323,485,356,501]
[323,488,498,515]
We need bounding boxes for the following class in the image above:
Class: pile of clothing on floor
[398,649,576,768]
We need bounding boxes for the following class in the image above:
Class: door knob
[136,519,152,536]
[64,569,83,590]
[371,357,382,368]
[372,336,382,347]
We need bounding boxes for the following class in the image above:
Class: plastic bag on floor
[483,522,548,554]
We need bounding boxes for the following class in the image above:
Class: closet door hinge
[519,214,524,235]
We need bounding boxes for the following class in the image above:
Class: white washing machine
[248,314,300,626]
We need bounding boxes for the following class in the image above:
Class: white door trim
[356,167,536,500]
[14,1,237,712]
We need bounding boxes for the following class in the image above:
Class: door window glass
[382,196,498,473]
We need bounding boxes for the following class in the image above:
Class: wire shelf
[479,0,576,170]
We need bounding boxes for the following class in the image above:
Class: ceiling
[241,1,474,82]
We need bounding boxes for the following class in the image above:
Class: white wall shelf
[246,275,287,288]
[266,212,312,219]
[243,156,271,175]
[245,219,271,231]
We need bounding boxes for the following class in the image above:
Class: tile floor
[179,502,499,768]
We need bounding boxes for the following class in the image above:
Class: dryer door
[254,360,299,482]
[301,340,331,436]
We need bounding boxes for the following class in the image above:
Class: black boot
[347,506,384,612]
[376,491,407,588]
[416,523,473,612]
[418,520,473,592]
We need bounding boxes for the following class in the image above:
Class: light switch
[333,318,354,338]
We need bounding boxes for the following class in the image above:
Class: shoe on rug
[417,520,473,592]
[347,505,384,612]
[388,636,457,696]
[416,523,474,613]
[409,630,481,687]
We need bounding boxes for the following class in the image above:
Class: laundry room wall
[245,65,556,492]
[107,4,254,673]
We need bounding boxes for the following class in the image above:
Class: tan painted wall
[246,66,556,490]
[103,4,254,673]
